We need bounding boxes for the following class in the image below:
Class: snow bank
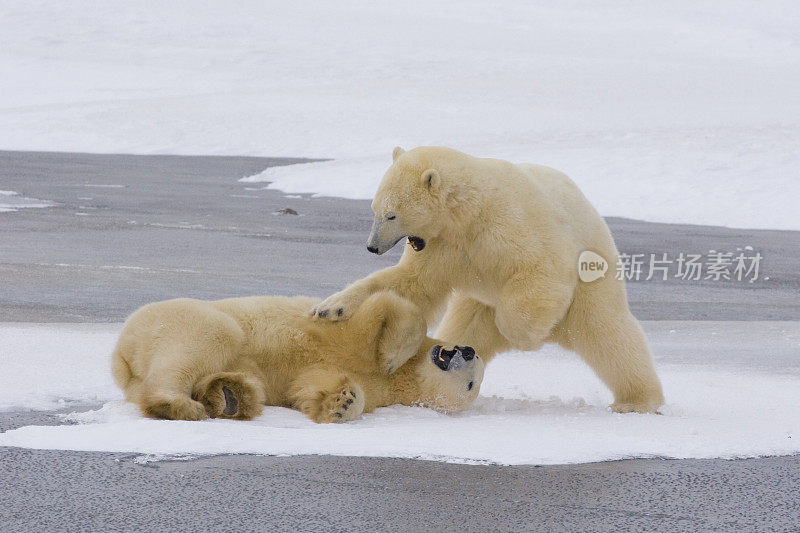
[1,322,799,465]
[2,2,799,229]
[240,129,800,230]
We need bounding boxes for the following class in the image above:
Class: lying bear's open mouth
[430,344,475,371]
[407,236,426,251]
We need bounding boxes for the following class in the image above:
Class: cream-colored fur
[312,146,665,413]
[112,291,484,423]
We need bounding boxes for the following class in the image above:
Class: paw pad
[221,386,238,416]
[320,387,361,422]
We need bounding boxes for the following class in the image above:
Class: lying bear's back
[211,295,321,362]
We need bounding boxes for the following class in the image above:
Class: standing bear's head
[367,146,477,255]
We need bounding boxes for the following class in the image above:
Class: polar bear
[312,146,664,413]
[112,291,484,423]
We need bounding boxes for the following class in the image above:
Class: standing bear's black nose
[367,245,379,254]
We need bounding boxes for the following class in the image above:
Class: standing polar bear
[313,146,664,413]
[112,292,484,423]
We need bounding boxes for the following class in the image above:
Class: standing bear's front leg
[310,268,398,321]
[288,367,366,423]
[493,275,574,353]
[311,261,445,323]
[310,284,371,321]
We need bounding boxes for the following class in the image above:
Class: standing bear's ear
[421,169,440,190]
[392,146,405,163]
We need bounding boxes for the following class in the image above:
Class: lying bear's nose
[367,245,379,254]
[457,346,476,361]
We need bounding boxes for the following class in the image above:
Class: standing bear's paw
[193,372,266,420]
[311,288,367,321]
[611,389,665,414]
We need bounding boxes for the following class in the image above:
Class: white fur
[313,146,664,413]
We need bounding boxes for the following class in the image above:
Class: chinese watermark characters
[614,247,763,282]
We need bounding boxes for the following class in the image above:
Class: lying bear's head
[367,146,468,255]
[417,344,485,412]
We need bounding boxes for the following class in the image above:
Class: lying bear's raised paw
[312,385,365,423]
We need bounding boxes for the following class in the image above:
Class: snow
[1,321,799,465]
[2,2,799,229]
[0,324,120,411]
[0,190,54,213]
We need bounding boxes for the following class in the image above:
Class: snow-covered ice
[0,324,120,411]
[2,2,799,229]
[1,322,798,465]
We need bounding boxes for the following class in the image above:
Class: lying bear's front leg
[288,368,366,423]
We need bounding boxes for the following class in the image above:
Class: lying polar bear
[112,291,484,423]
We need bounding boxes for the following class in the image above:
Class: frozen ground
[1,321,798,465]
[2,1,799,229]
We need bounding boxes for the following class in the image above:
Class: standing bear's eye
[386,215,396,220]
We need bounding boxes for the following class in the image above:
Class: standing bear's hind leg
[559,307,664,414]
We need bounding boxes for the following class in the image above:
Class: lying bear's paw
[143,395,207,421]
[313,383,365,423]
[193,372,266,421]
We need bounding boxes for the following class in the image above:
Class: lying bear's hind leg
[138,306,246,420]
[288,368,365,423]
[193,372,266,420]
